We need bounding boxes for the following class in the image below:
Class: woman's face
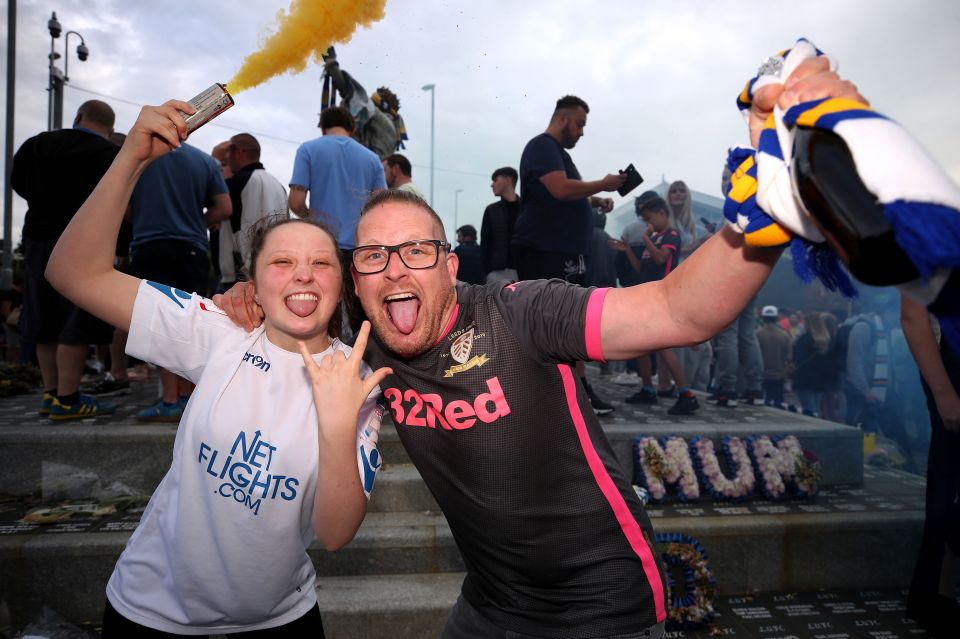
[668,183,687,207]
[254,223,342,353]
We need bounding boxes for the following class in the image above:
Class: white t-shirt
[106,280,383,635]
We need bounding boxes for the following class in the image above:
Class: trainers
[38,392,55,415]
[708,392,738,408]
[740,389,763,406]
[86,373,131,396]
[611,371,637,386]
[625,388,658,404]
[136,399,183,423]
[49,395,116,421]
[583,382,615,416]
[668,393,700,415]
[657,385,678,398]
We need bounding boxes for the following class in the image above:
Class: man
[11,100,120,419]
[208,141,233,290]
[129,143,231,422]
[219,56,859,638]
[480,166,520,285]
[288,105,386,251]
[218,133,288,290]
[512,95,626,414]
[382,153,423,197]
[841,295,899,433]
[756,304,793,404]
[609,193,700,415]
[900,295,960,636]
[452,224,483,285]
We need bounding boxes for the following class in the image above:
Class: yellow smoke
[228,0,387,94]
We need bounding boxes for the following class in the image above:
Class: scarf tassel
[790,238,858,298]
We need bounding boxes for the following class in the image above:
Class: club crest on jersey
[444,328,489,377]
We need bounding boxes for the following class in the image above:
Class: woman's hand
[298,321,392,438]
[118,100,194,164]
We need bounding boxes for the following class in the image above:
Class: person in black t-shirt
[217,56,865,639]
[11,100,120,420]
[512,95,626,415]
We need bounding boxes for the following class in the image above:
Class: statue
[320,47,406,159]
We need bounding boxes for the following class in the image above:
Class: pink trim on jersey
[584,287,609,363]
[557,364,667,622]
[663,246,676,276]
[435,304,460,345]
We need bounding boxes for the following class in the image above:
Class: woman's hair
[246,215,344,339]
[666,180,695,240]
[806,312,832,354]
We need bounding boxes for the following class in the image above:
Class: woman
[665,180,704,261]
[791,312,837,416]
[45,100,390,637]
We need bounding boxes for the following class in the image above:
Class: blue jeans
[714,298,764,395]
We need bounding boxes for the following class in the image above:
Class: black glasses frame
[351,239,451,274]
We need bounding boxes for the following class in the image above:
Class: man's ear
[445,250,459,284]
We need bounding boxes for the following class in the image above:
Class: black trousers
[909,340,960,602]
[101,600,325,638]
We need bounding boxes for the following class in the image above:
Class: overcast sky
[3,0,960,242]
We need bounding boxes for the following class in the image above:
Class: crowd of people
[4,50,957,638]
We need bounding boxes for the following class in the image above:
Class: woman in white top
[46,100,391,637]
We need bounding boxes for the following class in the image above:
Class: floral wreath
[634,436,700,502]
[690,435,755,501]
[748,434,820,500]
[656,532,717,628]
[634,433,820,503]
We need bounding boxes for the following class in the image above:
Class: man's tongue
[388,298,420,335]
[285,296,318,318]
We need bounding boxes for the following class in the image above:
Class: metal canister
[180,83,234,134]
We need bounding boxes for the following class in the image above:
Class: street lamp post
[47,12,89,131]
[454,188,463,236]
[421,83,435,208]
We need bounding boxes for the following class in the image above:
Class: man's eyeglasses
[351,239,451,274]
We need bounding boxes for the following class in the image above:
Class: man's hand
[600,173,627,192]
[644,225,655,239]
[748,57,866,147]
[595,197,615,213]
[935,391,960,433]
[213,281,263,332]
[608,238,628,252]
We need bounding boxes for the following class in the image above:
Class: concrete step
[316,573,462,639]
[0,467,924,629]
[0,394,863,498]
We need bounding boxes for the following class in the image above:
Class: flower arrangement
[633,436,700,502]
[635,433,819,503]
[690,435,755,501]
[656,532,717,628]
[748,434,820,500]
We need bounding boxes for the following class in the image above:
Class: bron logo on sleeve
[443,327,489,377]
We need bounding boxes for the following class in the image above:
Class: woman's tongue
[285,295,318,318]
[387,298,420,335]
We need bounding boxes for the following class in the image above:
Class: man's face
[491,175,506,197]
[561,107,587,149]
[382,161,397,188]
[227,144,247,174]
[352,202,459,358]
